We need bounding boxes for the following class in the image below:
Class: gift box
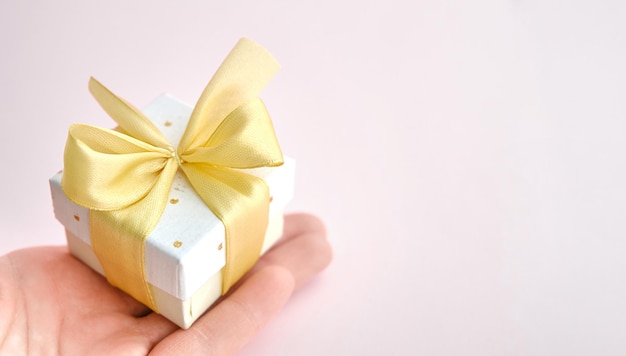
[49,39,294,329]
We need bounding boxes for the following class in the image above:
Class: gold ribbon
[61,38,284,311]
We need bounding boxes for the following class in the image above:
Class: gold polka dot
[269,196,274,203]
[164,121,172,127]
[173,241,183,248]
[170,198,179,204]
[217,243,223,251]
[73,214,80,222]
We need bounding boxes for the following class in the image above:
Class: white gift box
[49,94,295,329]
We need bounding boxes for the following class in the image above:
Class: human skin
[0,213,332,355]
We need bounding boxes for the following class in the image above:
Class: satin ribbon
[61,38,284,311]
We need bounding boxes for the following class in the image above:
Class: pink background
[2,1,626,354]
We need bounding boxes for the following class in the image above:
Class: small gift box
[49,39,294,329]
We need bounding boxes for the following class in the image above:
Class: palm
[4,246,166,354]
[0,214,331,355]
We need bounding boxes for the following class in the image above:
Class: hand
[0,213,331,355]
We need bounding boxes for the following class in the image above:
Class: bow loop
[180,98,284,168]
[62,124,173,211]
[179,38,280,152]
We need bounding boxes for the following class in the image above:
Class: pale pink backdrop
[2,1,626,355]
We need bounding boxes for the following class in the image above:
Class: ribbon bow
[61,39,284,310]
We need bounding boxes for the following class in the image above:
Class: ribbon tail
[89,77,171,148]
[181,164,270,293]
[90,159,178,310]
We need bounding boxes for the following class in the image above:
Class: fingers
[254,213,333,289]
[149,265,294,355]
